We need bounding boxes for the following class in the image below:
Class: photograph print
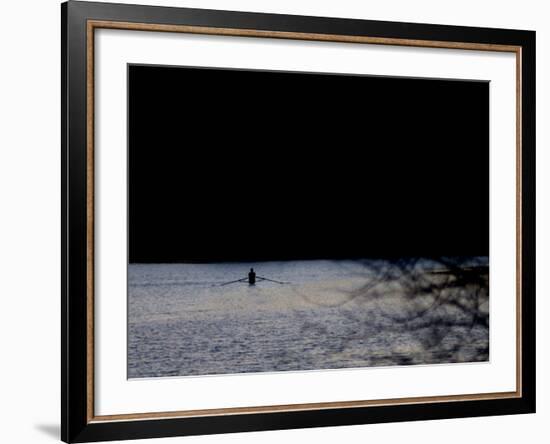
[128,64,489,379]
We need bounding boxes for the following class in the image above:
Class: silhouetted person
[248,268,256,285]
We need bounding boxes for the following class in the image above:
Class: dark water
[128,258,489,378]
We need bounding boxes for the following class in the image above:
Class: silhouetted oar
[256,276,289,285]
[218,278,248,286]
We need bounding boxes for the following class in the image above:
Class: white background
[0,0,547,443]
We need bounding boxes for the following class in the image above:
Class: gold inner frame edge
[85,19,523,423]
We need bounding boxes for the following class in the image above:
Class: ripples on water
[128,258,489,378]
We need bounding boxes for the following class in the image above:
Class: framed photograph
[62,1,535,442]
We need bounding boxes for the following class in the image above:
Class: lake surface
[128,258,489,378]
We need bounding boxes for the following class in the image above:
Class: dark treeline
[128,65,489,263]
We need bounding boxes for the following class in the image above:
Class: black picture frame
[62,1,536,442]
